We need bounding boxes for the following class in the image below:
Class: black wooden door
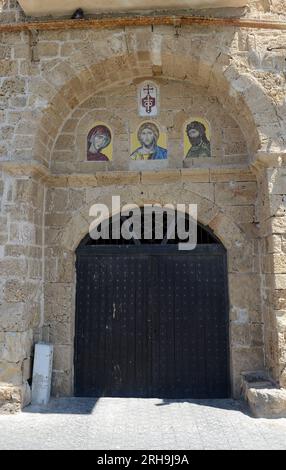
[75,245,230,398]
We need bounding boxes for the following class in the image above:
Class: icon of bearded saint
[130,122,167,161]
[185,121,211,159]
[87,125,112,162]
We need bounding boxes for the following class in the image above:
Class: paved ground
[0,398,286,450]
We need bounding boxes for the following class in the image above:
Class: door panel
[75,254,152,397]
[75,246,229,398]
[150,253,229,398]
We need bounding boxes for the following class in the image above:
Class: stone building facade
[0,1,286,415]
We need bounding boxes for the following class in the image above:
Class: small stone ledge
[0,161,256,187]
[252,152,286,172]
[0,382,31,415]
[242,372,286,419]
[0,160,49,181]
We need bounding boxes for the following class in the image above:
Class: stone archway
[74,210,230,399]
[10,31,285,166]
[44,184,262,398]
[60,188,249,252]
[26,26,276,402]
[0,4,286,416]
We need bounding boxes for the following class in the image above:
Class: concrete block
[31,343,53,406]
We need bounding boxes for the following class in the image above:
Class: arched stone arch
[13,30,284,166]
[59,186,250,252]
[45,183,257,397]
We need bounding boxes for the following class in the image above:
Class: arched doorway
[74,211,230,398]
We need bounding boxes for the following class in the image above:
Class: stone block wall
[0,173,44,409]
[0,0,285,409]
[0,3,286,166]
[51,80,248,174]
[255,165,286,388]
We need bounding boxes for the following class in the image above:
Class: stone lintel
[0,161,257,187]
[210,167,255,182]
[0,161,49,181]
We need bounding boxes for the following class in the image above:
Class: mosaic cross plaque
[138,81,159,117]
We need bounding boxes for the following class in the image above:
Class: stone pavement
[0,398,285,450]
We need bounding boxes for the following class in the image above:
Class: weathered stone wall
[1,5,286,165]
[0,0,285,409]
[255,165,286,388]
[0,173,44,411]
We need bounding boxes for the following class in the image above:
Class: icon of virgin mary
[87,125,112,162]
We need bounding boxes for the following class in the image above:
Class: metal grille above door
[74,218,230,399]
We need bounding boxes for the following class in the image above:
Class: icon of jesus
[130,122,167,161]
